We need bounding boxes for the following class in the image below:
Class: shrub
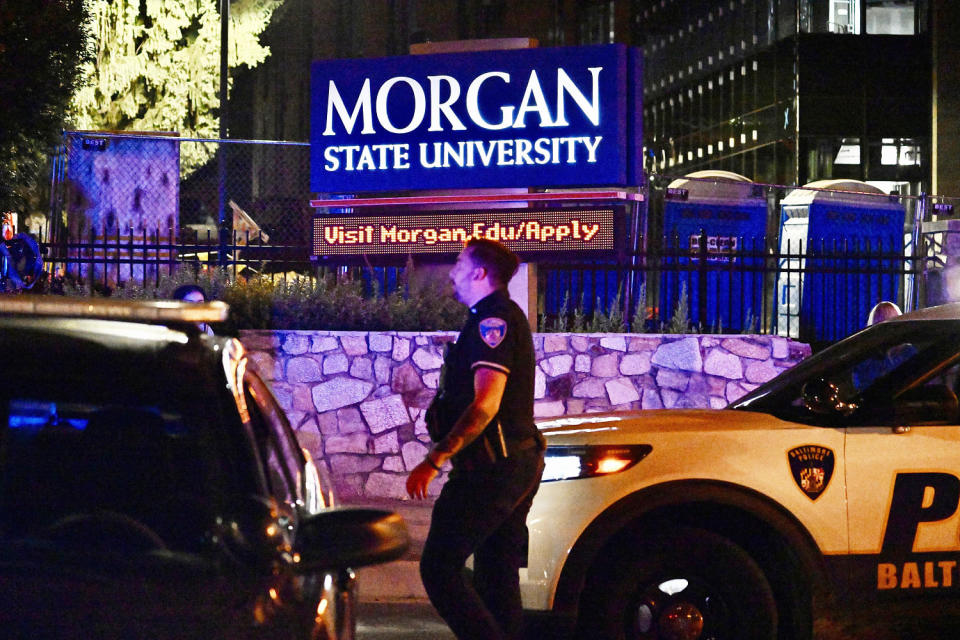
[46,263,467,332]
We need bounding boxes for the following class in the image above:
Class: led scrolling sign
[312,208,621,259]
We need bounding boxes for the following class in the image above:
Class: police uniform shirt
[441,288,536,444]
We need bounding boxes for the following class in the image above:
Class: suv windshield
[730,320,960,425]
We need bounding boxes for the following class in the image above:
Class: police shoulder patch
[478,317,508,349]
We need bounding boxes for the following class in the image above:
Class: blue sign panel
[310,45,642,193]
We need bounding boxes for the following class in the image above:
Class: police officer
[406,238,545,640]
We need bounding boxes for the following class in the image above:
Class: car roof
[891,302,960,322]
[0,298,237,399]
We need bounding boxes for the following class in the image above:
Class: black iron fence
[34,130,960,344]
[26,222,917,346]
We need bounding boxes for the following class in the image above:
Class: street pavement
[348,497,453,638]
[356,601,454,640]
[349,497,432,601]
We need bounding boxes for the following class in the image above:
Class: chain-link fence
[32,131,960,344]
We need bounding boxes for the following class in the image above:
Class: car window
[0,397,215,552]
[732,321,960,425]
[243,375,304,509]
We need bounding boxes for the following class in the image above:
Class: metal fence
[39,131,960,344]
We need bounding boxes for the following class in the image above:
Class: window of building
[830,0,861,33]
[580,0,616,44]
[866,0,917,34]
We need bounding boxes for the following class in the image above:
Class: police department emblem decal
[788,445,835,500]
[478,317,507,348]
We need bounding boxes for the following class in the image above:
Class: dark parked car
[0,297,408,639]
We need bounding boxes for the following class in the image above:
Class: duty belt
[453,422,545,471]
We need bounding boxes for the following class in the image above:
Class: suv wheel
[579,526,777,640]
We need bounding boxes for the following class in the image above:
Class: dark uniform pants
[420,448,545,640]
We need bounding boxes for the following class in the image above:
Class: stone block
[534,367,546,399]
[325,433,370,455]
[383,456,406,472]
[543,335,569,353]
[329,454,381,475]
[374,356,392,384]
[651,337,703,373]
[287,356,323,383]
[311,335,339,353]
[283,333,310,355]
[591,354,620,378]
[620,352,652,375]
[710,397,727,409]
[566,398,585,414]
[534,400,566,417]
[725,381,746,402]
[360,394,411,434]
[317,411,339,436]
[745,360,779,384]
[312,378,374,413]
[600,336,627,351]
[239,331,279,350]
[541,354,573,377]
[720,337,770,360]
[641,388,663,409]
[336,407,366,434]
[392,337,411,361]
[247,351,282,381]
[391,362,424,394]
[571,336,591,352]
[605,377,640,405]
[573,378,606,398]
[575,354,591,372]
[423,371,440,389]
[412,347,444,370]
[703,349,743,380]
[369,333,393,352]
[546,374,573,399]
[373,431,400,454]
[323,353,349,375]
[364,473,411,500]
[661,388,680,408]
[340,335,368,356]
[350,357,373,380]
[656,368,690,391]
[401,440,430,470]
[674,392,709,408]
[628,336,661,352]
[771,338,789,359]
[294,427,322,455]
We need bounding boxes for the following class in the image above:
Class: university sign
[310,45,643,192]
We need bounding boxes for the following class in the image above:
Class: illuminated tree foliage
[0,0,89,213]
[70,0,282,175]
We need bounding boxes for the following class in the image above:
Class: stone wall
[240,331,811,500]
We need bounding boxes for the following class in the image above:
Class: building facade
[234,0,960,196]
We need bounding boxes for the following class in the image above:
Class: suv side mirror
[293,508,409,573]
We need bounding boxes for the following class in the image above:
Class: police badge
[788,445,835,500]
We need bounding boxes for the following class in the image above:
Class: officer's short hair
[465,238,519,288]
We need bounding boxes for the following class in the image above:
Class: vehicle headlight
[542,444,652,482]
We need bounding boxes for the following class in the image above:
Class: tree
[0,0,90,215]
[70,0,282,176]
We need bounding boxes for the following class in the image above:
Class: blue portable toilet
[660,170,767,331]
[776,180,905,342]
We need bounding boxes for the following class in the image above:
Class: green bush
[51,264,467,332]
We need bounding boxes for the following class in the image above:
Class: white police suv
[522,303,960,640]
